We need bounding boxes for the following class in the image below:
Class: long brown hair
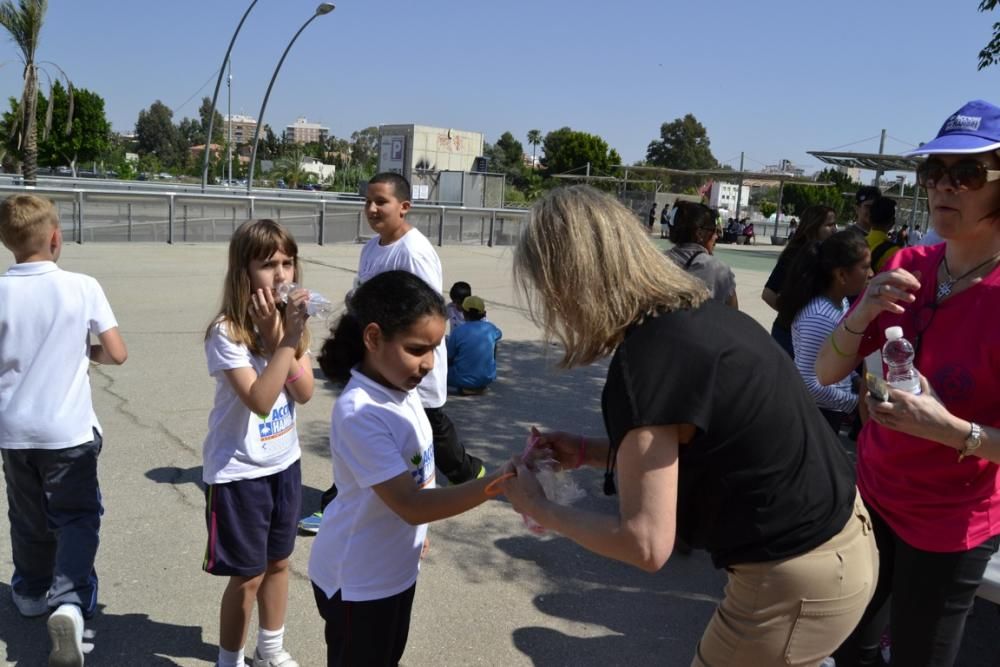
[514,185,708,368]
[206,219,310,357]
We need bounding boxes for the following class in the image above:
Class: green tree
[36,81,110,174]
[979,0,1000,69]
[197,96,224,145]
[0,0,47,184]
[270,148,308,189]
[484,131,528,185]
[759,201,778,219]
[350,126,379,170]
[526,128,542,167]
[540,127,621,178]
[645,114,718,170]
[135,100,179,167]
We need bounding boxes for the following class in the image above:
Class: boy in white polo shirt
[0,194,127,667]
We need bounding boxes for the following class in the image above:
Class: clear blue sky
[0,0,996,177]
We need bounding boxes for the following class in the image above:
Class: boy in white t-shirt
[299,174,485,533]
[0,194,128,666]
[358,173,485,482]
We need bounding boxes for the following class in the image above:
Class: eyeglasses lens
[918,159,988,191]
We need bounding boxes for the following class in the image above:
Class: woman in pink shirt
[817,100,1000,666]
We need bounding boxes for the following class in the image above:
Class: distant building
[284,117,329,145]
[764,159,806,177]
[300,156,335,183]
[376,124,494,205]
[836,165,862,184]
[224,114,258,145]
[708,182,750,215]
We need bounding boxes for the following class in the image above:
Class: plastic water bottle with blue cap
[882,326,921,395]
[276,282,335,319]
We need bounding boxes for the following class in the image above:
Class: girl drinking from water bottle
[202,219,315,667]
[309,270,503,666]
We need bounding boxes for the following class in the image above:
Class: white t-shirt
[309,368,434,601]
[356,227,447,408]
[0,262,117,450]
[202,320,301,484]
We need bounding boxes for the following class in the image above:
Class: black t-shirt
[601,300,855,568]
[765,253,792,330]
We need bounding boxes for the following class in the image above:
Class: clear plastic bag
[521,434,585,534]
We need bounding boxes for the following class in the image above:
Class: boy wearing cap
[446,296,502,395]
[850,186,882,236]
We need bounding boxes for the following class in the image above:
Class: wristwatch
[958,422,984,462]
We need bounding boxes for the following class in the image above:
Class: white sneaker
[251,648,299,667]
[11,589,49,618]
[47,604,84,667]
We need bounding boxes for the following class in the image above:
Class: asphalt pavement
[0,239,995,666]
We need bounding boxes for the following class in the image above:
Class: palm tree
[526,129,542,169]
[0,0,47,185]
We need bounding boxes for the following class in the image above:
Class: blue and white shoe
[297,512,322,534]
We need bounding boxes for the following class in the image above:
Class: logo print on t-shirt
[257,404,294,448]
[410,447,435,489]
[931,364,974,403]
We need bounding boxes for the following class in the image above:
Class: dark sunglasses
[916,157,1000,191]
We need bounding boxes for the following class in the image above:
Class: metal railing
[0,183,529,247]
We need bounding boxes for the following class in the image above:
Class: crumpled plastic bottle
[520,434,586,534]
[276,282,335,319]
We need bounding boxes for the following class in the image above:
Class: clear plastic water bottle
[276,282,335,318]
[882,326,921,394]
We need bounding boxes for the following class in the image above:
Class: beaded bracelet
[829,332,853,358]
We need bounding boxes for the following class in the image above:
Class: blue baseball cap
[903,100,1000,156]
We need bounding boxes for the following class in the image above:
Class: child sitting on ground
[446,281,471,331]
[0,194,128,667]
[447,296,503,395]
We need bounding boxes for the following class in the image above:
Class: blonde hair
[206,219,310,357]
[514,185,709,367]
[0,194,58,254]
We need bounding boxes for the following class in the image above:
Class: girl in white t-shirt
[310,270,504,666]
[202,219,315,667]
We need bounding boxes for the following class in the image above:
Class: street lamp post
[227,62,233,185]
[200,0,260,192]
[247,3,335,195]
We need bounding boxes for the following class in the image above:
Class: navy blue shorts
[202,459,301,577]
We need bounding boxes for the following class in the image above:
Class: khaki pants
[693,493,878,667]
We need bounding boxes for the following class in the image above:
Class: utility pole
[873,128,887,186]
[734,151,745,222]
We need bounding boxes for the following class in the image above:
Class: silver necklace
[937,251,1000,301]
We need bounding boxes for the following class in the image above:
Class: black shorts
[202,460,301,577]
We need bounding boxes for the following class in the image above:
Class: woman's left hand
[866,373,959,449]
[500,461,549,517]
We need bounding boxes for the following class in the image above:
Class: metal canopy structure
[608,164,835,188]
[807,150,920,173]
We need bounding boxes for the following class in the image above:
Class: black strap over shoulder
[683,250,705,269]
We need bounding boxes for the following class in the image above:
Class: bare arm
[761,287,779,311]
[223,341,299,415]
[816,268,921,385]
[504,425,678,572]
[284,355,314,404]
[371,469,504,526]
[90,327,128,365]
[868,374,1000,464]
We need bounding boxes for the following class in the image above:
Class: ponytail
[317,270,446,386]
[318,312,365,384]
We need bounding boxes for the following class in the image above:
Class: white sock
[256,626,285,658]
[217,646,244,667]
